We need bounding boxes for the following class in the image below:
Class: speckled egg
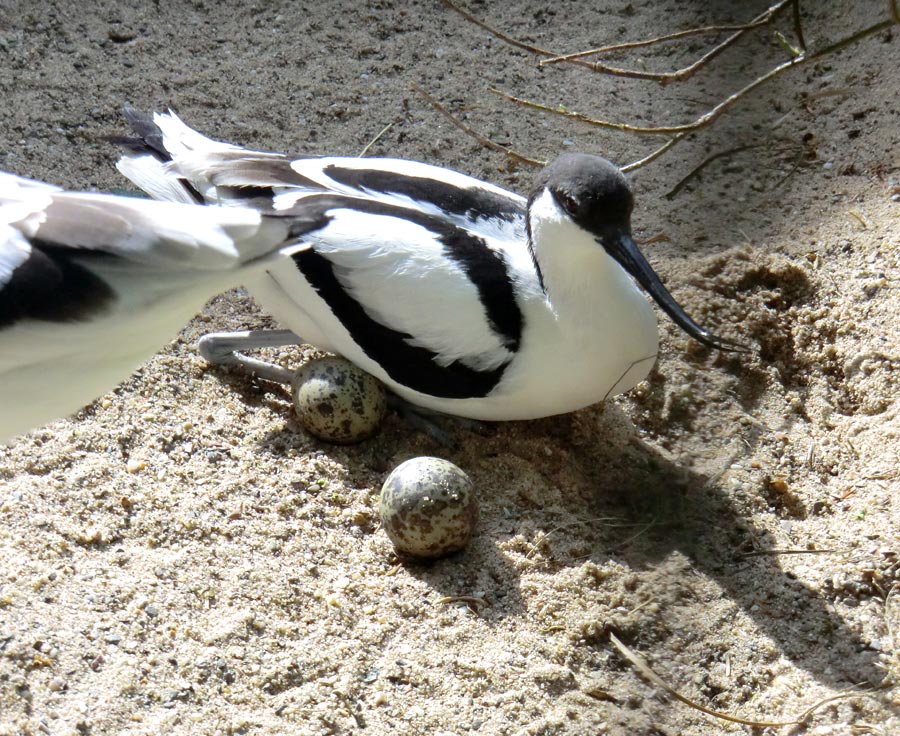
[291,357,387,444]
[379,457,478,559]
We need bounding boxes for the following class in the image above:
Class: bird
[112,107,742,422]
[0,170,307,443]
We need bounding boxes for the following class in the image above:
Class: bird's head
[530,153,744,352]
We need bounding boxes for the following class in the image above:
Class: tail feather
[112,108,324,209]
[115,154,203,205]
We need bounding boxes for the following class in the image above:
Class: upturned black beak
[603,231,747,352]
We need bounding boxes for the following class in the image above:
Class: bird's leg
[200,332,491,446]
[198,329,302,384]
[386,394,489,448]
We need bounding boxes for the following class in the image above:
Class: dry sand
[1,1,899,734]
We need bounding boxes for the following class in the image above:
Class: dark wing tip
[108,106,170,162]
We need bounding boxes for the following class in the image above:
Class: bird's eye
[555,191,578,214]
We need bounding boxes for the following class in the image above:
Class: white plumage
[0,108,739,443]
[0,171,301,442]
[112,109,740,421]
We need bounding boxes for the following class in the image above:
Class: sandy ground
[1,1,899,734]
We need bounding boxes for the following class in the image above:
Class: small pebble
[379,457,478,559]
[291,357,386,444]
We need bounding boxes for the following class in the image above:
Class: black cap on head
[532,153,634,236]
[532,153,746,353]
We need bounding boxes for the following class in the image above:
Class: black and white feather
[0,170,302,442]
[113,108,740,422]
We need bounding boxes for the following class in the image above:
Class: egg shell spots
[379,457,478,559]
[291,357,387,444]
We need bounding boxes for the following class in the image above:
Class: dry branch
[540,0,793,85]
[445,0,795,84]
[437,1,900,171]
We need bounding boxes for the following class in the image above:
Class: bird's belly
[382,300,659,421]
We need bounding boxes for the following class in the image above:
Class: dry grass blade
[609,632,872,727]
[883,584,899,682]
[358,121,395,158]
[435,595,488,610]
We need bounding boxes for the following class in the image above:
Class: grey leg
[386,394,489,448]
[198,329,302,384]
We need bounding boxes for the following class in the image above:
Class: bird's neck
[527,191,629,317]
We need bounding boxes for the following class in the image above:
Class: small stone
[107,27,136,43]
[291,357,387,444]
[379,457,478,559]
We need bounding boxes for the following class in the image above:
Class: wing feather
[4,189,285,270]
[299,205,514,372]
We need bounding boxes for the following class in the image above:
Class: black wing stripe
[0,242,116,328]
[292,248,507,399]
[281,194,523,351]
[323,165,524,223]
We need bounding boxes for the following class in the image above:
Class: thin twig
[650,0,791,86]
[439,0,596,72]
[664,144,762,199]
[490,89,680,136]
[413,84,546,167]
[621,137,681,172]
[769,149,806,191]
[523,516,627,559]
[440,0,752,82]
[498,9,895,141]
[630,15,895,169]
[736,547,849,559]
[447,0,794,84]
[443,2,897,171]
[540,11,786,66]
[610,632,872,727]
